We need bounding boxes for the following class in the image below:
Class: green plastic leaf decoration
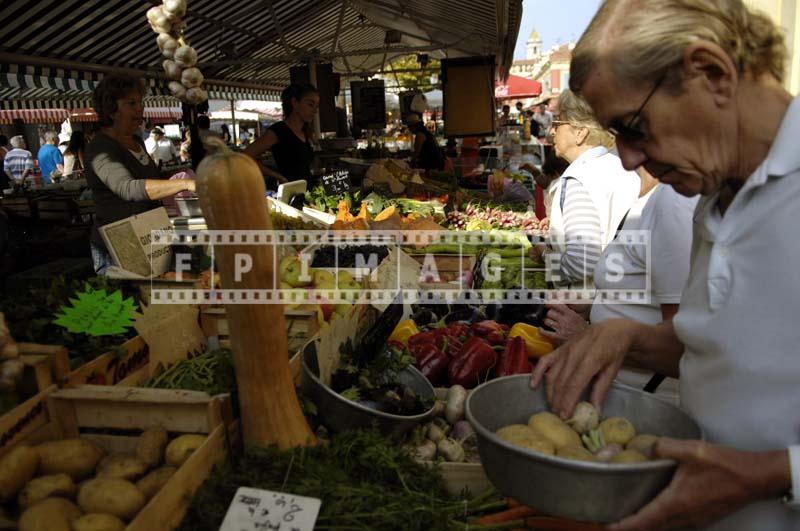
[54,284,138,337]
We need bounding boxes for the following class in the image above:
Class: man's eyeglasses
[608,73,667,143]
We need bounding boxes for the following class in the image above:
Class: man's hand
[540,303,589,344]
[609,439,790,531]
[530,319,637,418]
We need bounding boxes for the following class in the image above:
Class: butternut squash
[196,152,314,448]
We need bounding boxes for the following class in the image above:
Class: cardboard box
[100,207,173,277]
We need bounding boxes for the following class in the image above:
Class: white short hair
[44,131,58,143]
[9,135,25,148]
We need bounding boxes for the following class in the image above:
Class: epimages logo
[147,230,651,305]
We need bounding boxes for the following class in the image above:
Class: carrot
[477,505,541,524]
[506,498,523,508]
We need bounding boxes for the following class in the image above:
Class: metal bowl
[301,340,436,436]
[466,375,703,523]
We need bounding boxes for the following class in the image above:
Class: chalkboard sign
[321,169,351,195]
[351,80,386,130]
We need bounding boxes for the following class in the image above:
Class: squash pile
[146,0,208,105]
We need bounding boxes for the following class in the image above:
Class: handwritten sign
[220,487,321,531]
[321,169,351,196]
[54,285,138,336]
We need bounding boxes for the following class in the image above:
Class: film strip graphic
[149,230,652,305]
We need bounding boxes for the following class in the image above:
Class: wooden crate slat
[0,385,56,457]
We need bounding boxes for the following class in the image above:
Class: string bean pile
[141,349,235,396]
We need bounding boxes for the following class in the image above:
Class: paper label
[219,487,321,531]
[54,285,138,336]
[321,169,351,196]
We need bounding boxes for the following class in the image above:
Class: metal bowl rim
[301,343,437,422]
[466,374,705,472]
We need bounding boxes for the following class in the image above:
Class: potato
[35,440,104,479]
[556,445,596,462]
[610,449,648,464]
[135,427,168,468]
[528,412,582,449]
[164,434,206,467]
[78,479,145,520]
[0,445,39,502]
[135,466,176,501]
[19,497,82,531]
[626,434,659,458]
[97,454,147,481]
[18,474,76,509]
[72,513,126,531]
[599,417,636,446]
[496,424,555,456]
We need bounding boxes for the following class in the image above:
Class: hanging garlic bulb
[173,45,198,68]
[181,68,204,89]
[163,0,187,19]
[160,37,179,59]
[147,6,173,34]
[169,81,187,100]
[157,33,176,52]
[186,87,208,105]
[163,60,183,81]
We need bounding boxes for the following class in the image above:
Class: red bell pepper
[495,336,532,377]
[448,336,497,388]
[408,330,439,346]
[410,342,449,385]
[436,333,463,357]
[471,320,505,337]
[446,323,471,338]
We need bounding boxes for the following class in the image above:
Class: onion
[173,45,197,68]
[426,423,446,443]
[168,81,187,99]
[162,0,187,18]
[437,438,465,462]
[451,420,475,442]
[162,60,182,80]
[181,67,204,88]
[444,385,467,424]
[185,87,208,105]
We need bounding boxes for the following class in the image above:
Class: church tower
[526,28,542,60]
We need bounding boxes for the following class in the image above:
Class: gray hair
[9,135,25,149]
[557,90,615,149]
[570,0,787,93]
[44,131,58,143]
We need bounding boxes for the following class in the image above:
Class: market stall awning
[0,108,70,124]
[67,106,183,123]
[495,75,543,100]
[0,0,521,100]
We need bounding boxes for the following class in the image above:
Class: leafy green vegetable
[178,430,501,531]
[305,185,362,213]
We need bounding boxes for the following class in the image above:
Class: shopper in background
[146,127,177,166]
[533,102,553,138]
[0,135,9,191]
[4,136,33,184]
[533,1,800,529]
[540,166,698,404]
[407,112,445,171]
[245,83,319,185]
[37,131,64,184]
[530,89,639,288]
[220,123,232,145]
[86,73,194,274]
[63,131,86,178]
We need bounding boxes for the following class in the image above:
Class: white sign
[219,487,321,531]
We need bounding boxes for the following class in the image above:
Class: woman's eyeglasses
[608,73,667,143]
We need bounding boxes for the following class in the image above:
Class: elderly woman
[86,73,195,274]
[532,1,799,530]
[531,90,639,288]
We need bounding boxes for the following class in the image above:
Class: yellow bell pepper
[389,319,420,346]
[509,323,555,358]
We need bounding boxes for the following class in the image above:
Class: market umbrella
[495,75,542,100]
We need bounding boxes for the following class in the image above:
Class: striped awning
[67,106,182,123]
[0,108,70,124]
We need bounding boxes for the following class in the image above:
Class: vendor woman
[86,73,195,274]
[245,83,319,185]
[407,113,445,171]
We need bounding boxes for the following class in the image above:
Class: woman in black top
[245,83,318,185]
[407,113,444,171]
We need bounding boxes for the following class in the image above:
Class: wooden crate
[0,385,231,531]
[201,307,319,356]
[64,336,150,387]
[408,254,477,289]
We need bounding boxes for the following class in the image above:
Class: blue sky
[514,0,603,59]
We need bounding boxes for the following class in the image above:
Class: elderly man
[3,136,33,184]
[531,1,800,530]
[532,103,553,138]
[37,131,64,184]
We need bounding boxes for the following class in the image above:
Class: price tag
[321,169,351,196]
[219,487,321,531]
[53,285,138,336]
